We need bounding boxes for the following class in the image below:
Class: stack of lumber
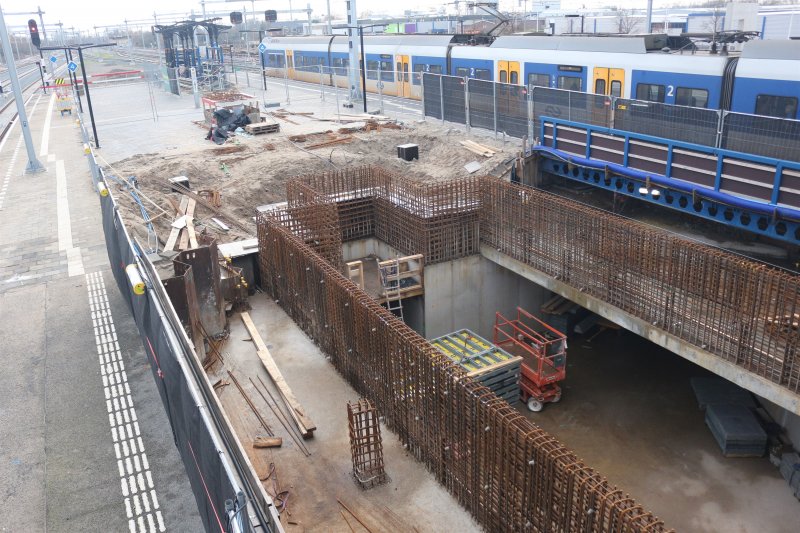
[460,140,498,157]
[431,329,521,403]
[705,403,767,457]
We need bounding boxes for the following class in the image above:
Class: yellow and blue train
[261,34,800,119]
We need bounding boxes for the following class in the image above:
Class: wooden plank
[253,436,283,448]
[178,228,189,250]
[163,196,189,252]
[186,219,199,249]
[240,312,316,437]
[185,198,199,249]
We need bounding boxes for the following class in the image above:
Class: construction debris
[459,139,498,157]
[306,135,353,150]
[198,189,222,208]
[250,376,311,457]
[347,398,388,489]
[464,161,482,173]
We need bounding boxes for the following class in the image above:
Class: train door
[592,67,624,97]
[396,55,410,97]
[286,50,295,78]
[498,60,521,85]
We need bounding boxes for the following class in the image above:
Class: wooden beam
[185,198,199,249]
[253,436,283,448]
[163,196,189,252]
[240,312,316,437]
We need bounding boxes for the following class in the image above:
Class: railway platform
[0,90,201,532]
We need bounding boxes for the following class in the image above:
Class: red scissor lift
[494,307,567,412]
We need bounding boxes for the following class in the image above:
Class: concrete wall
[342,238,403,263]
[423,255,550,340]
[763,400,800,451]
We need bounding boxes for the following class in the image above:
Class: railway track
[0,65,67,146]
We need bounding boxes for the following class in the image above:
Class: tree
[616,9,639,34]
[703,2,725,36]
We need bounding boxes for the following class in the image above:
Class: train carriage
[259,33,800,118]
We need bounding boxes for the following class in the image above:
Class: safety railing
[76,105,282,533]
[421,73,800,164]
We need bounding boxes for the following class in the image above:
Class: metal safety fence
[421,73,800,164]
[259,166,673,533]
[76,111,282,533]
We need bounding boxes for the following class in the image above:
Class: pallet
[244,122,280,135]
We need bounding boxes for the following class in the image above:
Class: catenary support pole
[0,4,43,172]
[77,47,100,148]
[360,26,367,113]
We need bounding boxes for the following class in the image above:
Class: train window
[267,54,284,68]
[456,67,469,77]
[636,83,665,103]
[558,76,582,92]
[755,94,798,119]
[414,64,441,84]
[510,71,518,84]
[610,80,622,98]
[527,73,549,87]
[500,70,508,83]
[594,79,606,95]
[675,87,708,108]
[380,60,394,82]
[403,62,409,82]
[475,69,491,80]
[367,60,379,80]
[332,57,348,75]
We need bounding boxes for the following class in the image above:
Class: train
[260,34,800,120]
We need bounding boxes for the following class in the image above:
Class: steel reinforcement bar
[257,175,669,532]
[287,166,800,394]
[479,179,800,393]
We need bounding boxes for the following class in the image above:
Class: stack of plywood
[431,329,521,403]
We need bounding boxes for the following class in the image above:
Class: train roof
[489,35,648,54]
[742,39,800,60]
[263,34,455,47]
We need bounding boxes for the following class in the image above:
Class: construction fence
[258,165,800,531]
[77,113,282,533]
[421,73,800,163]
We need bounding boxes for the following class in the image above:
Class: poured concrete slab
[207,294,480,532]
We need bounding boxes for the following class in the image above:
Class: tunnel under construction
[256,165,800,532]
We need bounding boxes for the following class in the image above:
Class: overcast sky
[0,1,694,32]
